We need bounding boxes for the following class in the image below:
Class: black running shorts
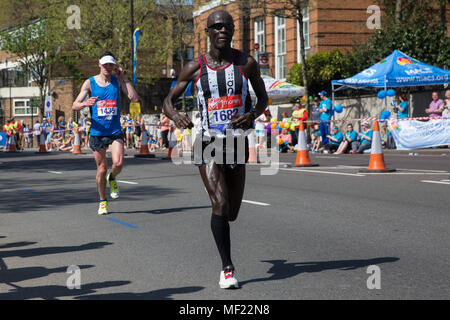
[89,131,124,151]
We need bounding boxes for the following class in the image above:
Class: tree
[0,0,76,120]
[53,0,170,86]
[287,50,353,97]
[351,0,450,72]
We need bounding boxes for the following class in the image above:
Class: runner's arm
[72,80,97,111]
[116,67,139,102]
[163,61,199,129]
[230,55,268,129]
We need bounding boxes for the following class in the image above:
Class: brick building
[194,0,449,80]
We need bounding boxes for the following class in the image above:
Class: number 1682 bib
[207,94,244,133]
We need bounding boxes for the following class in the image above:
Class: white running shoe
[107,173,120,199]
[219,267,239,289]
[98,201,108,215]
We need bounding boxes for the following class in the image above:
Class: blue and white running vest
[89,75,121,137]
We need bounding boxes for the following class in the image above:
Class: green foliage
[351,0,450,72]
[287,50,353,96]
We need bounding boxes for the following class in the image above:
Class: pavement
[0,147,449,300]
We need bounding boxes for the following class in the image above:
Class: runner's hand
[173,113,193,129]
[230,112,255,130]
[84,97,98,107]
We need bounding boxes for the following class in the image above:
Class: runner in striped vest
[163,10,268,290]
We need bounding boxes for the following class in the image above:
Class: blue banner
[0,132,6,147]
[132,28,141,87]
[389,118,450,150]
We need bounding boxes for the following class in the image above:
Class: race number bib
[207,95,244,132]
[97,100,118,120]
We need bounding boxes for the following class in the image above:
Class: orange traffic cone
[7,135,17,152]
[294,121,318,167]
[135,130,155,158]
[247,130,258,163]
[72,128,82,154]
[36,133,47,153]
[359,120,396,173]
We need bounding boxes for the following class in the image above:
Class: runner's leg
[93,148,108,201]
[110,138,124,179]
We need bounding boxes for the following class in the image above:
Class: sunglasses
[207,23,234,31]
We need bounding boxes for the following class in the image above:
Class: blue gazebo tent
[331,50,450,117]
[332,50,450,90]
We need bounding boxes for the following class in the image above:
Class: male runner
[163,10,268,289]
[72,52,139,215]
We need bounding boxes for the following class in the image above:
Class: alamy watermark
[366,265,381,289]
[367,5,381,30]
[66,265,81,289]
[170,129,280,175]
[66,5,81,30]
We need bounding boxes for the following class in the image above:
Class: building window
[297,7,310,61]
[275,13,286,80]
[254,17,265,52]
[14,99,38,116]
[0,68,33,88]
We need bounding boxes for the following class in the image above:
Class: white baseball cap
[99,55,116,65]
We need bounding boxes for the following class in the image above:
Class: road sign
[259,53,269,67]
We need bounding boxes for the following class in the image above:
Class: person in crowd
[45,120,54,151]
[33,120,42,148]
[334,123,359,154]
[353,121,373,154]
[134,114,142,149]
[311,97,321,124]
[124,113,134,149]
[147,133,159,152]
[58,116,67,139]
[160,113,170,150]
[394,93,409,119]
[255,111,269,148]
[425,91,444,118]
[440,89,450,118]
[264,110,272,149]
[318,91,333,145]
[59,134,74,152]
[292,99,307,146]
[23,123,31,148]
[324,126,343,154]
[310,123,321,153]
[276,128,295,153]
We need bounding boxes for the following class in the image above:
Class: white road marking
[117,180,138,185]
[421,180,450,185]
[280,168,365,177]
[242,200,271,206]
[48,171,62,174]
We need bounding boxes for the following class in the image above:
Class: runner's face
[206,14,234,49]
[100,63,115,76]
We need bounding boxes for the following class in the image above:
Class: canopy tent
[332,50,450,90]
[249,75,305,103]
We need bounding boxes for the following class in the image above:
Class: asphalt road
[0,148,449,300]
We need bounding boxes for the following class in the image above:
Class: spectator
[291,99,307,145]
[310,123,321,153]
[353,121,373,154]
[45,120,54,151]
[255,111,269,148]
[311,97,321,124]
[18,120,25,150]
[335,123,359,154]
[33,120,42,148]
[58,116,67,139]
[124,113,134,149]
[276,128,295,153]
[23,123,31,148]
[134,114,143,149]
[324,126,343,154]
[264,109,272,148]
[440,89,450,118]
[160,113,170,150]
[318,91,333,145]
[59,134,73,152]
[148,133,159,152]
[425,91,444,118]
[394,93,409,119]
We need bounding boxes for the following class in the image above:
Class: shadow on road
[0,281,131,300]
[119,205,211,215]
[74,286,205,300]
[0,242,113,258]
[239,257,399,287]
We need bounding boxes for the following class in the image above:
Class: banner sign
[132,28,141,87]
[129,102,141,119]
[388,118,450,150]
[0,132,6,147]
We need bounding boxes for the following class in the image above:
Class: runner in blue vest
[72,52,139,215]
